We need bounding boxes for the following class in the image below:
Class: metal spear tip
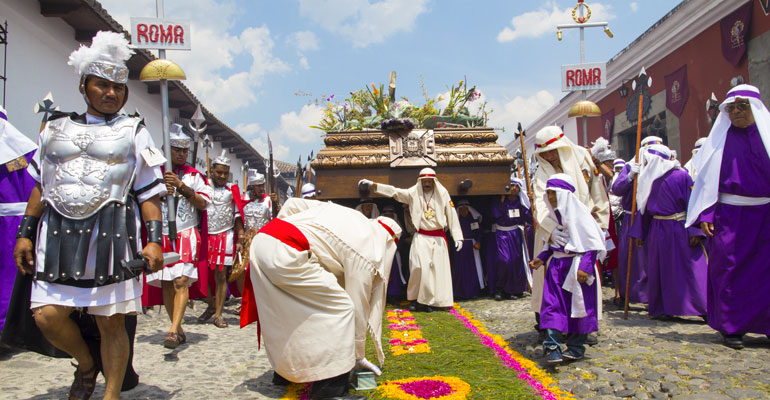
[638,66,647,78]
[191,104,205,126]
[711,92,718,101]
[517,122,522,131]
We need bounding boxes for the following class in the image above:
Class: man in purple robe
[630,144,707,319]
[0,107,37,335]
[687,84,770,349]
[452,200,484,299]
[486,177,532,300]
[610,136,664,307]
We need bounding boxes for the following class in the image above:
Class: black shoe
[546,349,563,364]
[651,314,675,321]
[562,349,584,361]
[408,301,418,312]
[272,371,291,386]
[494,290,503,301]
[311,372,350,399]
[723,334,744,350]
[511,293,524,299]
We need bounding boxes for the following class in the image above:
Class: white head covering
[544,173,606,318]
[68,31,132,84]
[692,137,707,155]
[355,199,381,219]
[247,169,265,186]
[169,123,192,149]
[0,106,37,165]
[687,84,770,227]
[212,149,230,167]
[456,199,482,221]
[641,136,663,147]
[510,176,531,210]
[402,167,455,231]
[533,126,593,204]
[300,183,316,198]
[613,159,625,169]
[636,144,679,213]
[591,137,616,163]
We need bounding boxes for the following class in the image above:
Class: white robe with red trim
[246,199,398,383]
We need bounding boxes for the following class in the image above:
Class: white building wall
[0,0,249,190]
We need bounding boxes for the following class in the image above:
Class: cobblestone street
[2,290,769,399]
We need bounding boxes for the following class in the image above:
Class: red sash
[418,228,447,246]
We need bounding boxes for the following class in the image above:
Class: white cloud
[630,2,639,12]
[486,90,557,144]
[298,55,310,70]
[497,2,615,43]
[236,104,324,161]
[298,0,429,47]
[99,0,288,115]
[287,31,320,51]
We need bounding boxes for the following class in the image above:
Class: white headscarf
[355,199,380,219]
[544,174,606,258]
[456,199,482,221]
[533,126,593,205]
[403,167,455,231]
[686,84,770,227]
[544,174,606,318]
[636,144,679,213]
[0,106,37,165]
[510,176,531,210]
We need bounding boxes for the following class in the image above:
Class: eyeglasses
[726,102,751,112]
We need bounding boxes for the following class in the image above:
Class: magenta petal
[397,379,453,398]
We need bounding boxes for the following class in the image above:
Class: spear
[624,66,652,319]
[33,92,58,133]
[242,160,249,195]
[517,122,536,229]
[267,133,278,217]
[306,150,314,184]
[188,104,207,177]
[295,155,303,197]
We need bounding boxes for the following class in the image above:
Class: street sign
[561,62,607,92]
[130,17,191,50]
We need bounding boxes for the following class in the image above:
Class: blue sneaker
[562,349,584,361]
[546,349,563,364]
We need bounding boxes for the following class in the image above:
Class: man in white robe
[531,126,609,332]
[242,198,400,399]
[359,167,464,311]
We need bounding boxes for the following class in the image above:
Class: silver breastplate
[208,185,235,234]
[161,174,200,234]
[243,198,270,231]
[40,116,140,219]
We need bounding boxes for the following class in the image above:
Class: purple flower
[397,379,453,398]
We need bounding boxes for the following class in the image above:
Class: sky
[99,0,679,164]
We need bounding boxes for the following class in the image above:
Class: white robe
[374,183,463,307]
[249,199,398,383]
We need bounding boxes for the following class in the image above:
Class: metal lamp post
[557,0,613,146]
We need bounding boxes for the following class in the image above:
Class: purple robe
[538,246,598,334]
[611,163,648,303]
[0,152,37,332]
[631,168,707,317]
[387,248,407,298]
[485,197,531,296]
[698,124,770,335]
[453,213,483,299]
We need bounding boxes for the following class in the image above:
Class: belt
[492,223,522,232]
[0,202,27,217]
[653,211,686,221]
[623,209,633,214]
[718,193,770,206]
[551,251,577,259]
[417,228,447,245]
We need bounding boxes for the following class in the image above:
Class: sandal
[178,330,187,345]
[213,315,228,328]
[163,332,180,349]
[69,361,98,400]
[197,307,215,323]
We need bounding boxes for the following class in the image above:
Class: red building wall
[581,1,770,158]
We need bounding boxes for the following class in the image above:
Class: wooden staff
[623,85,646,320]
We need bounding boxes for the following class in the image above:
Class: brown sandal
[69,361,98,400]
[163,332,180,349]
[213,315,228,328]
[197,307,215,322]
[178,330,187,345]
